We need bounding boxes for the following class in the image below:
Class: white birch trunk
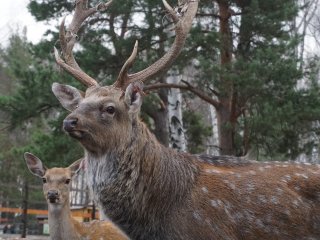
[208,105,219,155]
[167,67,187,152]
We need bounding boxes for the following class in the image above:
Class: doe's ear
[52,83,84,111]
[68,158,84,177]
[124,81,144,115]
[24,152,47,178]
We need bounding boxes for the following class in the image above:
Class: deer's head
[52,82,143,153]
[51,0,198,153]
[24,152,82,207]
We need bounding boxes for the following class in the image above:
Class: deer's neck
[48,203,79,240]
[85,120,199,238]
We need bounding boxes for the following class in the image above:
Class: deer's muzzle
[63,118,78,132]
[47,190,59,203]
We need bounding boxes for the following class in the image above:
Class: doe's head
[24,152,82,207]
[52,81,144,153]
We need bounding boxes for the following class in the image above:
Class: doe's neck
[48,203,79,240]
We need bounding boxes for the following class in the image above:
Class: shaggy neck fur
[84,119,199,239]
[48,203,80,240]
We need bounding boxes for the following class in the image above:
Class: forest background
[0,0,320,236]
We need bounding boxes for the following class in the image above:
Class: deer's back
[73,219,129,240]
[187,158,320,239]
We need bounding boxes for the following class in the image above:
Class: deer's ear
[68,158,83,177]
[124,82,143,115]
[52,83,84,111]
[24,152,47,178]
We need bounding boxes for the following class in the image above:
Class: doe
[24,152,129,240]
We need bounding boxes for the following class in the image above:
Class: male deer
[24,152,129,240]
[51,0,320,239]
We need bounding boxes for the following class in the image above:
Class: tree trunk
[208,105,220,155]
[21,181,28,238]
[167,67,187,152]
[145,87,170,147]
[216,0,236,155]
[91,203,96,220]
[216,103,235,155]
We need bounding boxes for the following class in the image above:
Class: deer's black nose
[63,118,78,132]
[47,190,59,201]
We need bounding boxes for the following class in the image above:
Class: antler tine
[113,0,198,89]
[113,41,139,88]
[55,0,113,87]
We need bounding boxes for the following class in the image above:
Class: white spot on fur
[224,206,235,223]
[202,187,208,193]
[258,195,268,203]
[255,219,264,229]
[210,200,219,208]
[205,169,222,174]
[276,188,283,195]
[228,182,236,190]
[284,175,291,181]
[271,196,279,204]
[247,183,255,192]
[293,200,299,206]
[193,211,202,221]
[295,173,308,179]
[223,180,230,184]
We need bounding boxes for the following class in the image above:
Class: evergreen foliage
[183,110,212,153]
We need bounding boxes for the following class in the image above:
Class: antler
[54,0,112,87]
[113,0,199,89]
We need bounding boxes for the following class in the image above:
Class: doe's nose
[63,118,78,132]
[47,190,59,200]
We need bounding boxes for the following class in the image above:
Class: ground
[0,234,49,239]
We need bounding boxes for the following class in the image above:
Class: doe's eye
[42,178,47,184]
[65,179,71,184]
[105,106,115,114]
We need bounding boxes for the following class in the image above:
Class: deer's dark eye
[42,178,47,184]
[65,179,71,184]
[105,106,115,114]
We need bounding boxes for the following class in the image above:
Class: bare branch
[144,81,221,109]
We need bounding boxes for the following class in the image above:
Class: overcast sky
[0,1,318,54]
[0,0,49,46]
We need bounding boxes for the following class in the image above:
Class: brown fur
[52,83,320,240]
[74,219,128,240]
